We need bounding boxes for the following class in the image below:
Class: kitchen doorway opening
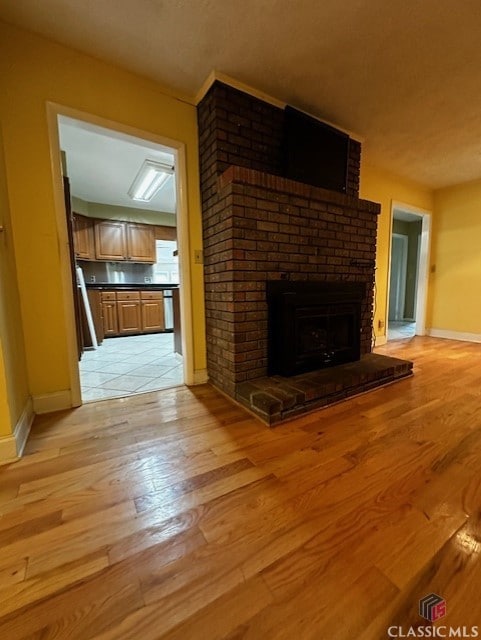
[47,105,195,405]
[387,202,431,341]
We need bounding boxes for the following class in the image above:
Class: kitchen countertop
[86,283,179,291]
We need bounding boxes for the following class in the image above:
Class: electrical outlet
[89,275,96,283]
[144,276,152,284]
[194,249,204,264]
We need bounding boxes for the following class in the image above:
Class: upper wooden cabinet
[94,220,127,261]
[126,223,156,262]
[154,225,177,241]
[94,220,156,263]
[73,214,95,260]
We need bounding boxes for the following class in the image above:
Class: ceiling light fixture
[128,159,174,202]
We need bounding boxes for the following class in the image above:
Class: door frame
[46,102,195,406]
[388,201,432,338]
[389,233,408,321]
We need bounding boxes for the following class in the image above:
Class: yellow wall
[360,164,433,339]
[429,179,481,333]
[0,125,29,436]
[0,21,206,402]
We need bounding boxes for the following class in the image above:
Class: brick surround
[198,81,381,404]
[198,81,361,204]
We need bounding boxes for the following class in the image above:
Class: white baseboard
[192,369,209,385]
[374,335,387,347]
[14,396,34,456]
[426,328,481,344]
[33,389,72,414]
[0,397,35,465]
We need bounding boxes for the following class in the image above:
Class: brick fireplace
[198,81,412,423]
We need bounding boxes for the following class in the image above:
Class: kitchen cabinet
[141,291,165,333]
[94,220,127,261]
[117,291,142,334]
[127,223,156,262]
[98,289,168,337]
[94,220,155,263]
[101,292,118,336]
[73,214,95,260]
[154,225,177,241]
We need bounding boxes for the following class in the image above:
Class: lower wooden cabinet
[100,290,165,337]
[141,291,164,333]
[117,301,142,334]
[101,293,119,337]
[116,291,142,335]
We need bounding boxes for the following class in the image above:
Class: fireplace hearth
[267,281,364,376]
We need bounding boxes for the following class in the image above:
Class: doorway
[387,203,431,341]
[46,105,195,405]
[389,234,408,322]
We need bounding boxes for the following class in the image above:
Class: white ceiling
[3,1,481,188]
[58,117,176,213]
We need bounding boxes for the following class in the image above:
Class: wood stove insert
[267,280,365,376]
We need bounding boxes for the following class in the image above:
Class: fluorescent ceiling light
[128,159,174,202]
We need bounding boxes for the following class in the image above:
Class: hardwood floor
[1,336,481,638]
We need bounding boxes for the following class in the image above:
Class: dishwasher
[163,289,174,330]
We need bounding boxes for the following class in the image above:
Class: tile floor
[79,333,183,403]
[388,321,416,341]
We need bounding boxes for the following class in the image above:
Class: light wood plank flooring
[1,336,481,638]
